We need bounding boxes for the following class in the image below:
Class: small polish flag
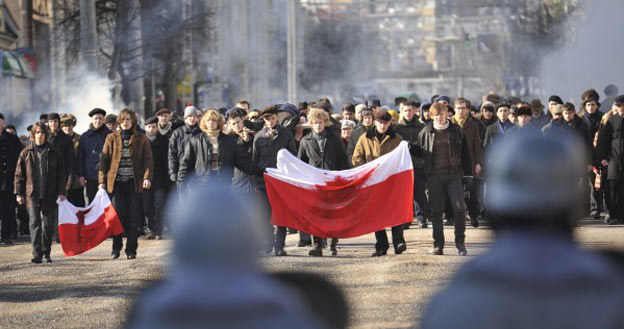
[265,141,414,238]
[57,188,124,256]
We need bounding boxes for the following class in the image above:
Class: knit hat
[340,120,356,130]
[184,106,199,118]
[481,101,495,113]
[354,104,367,115]
[548,95,563,105]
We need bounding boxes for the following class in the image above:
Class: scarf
[35,142,48,153]
[158,122,172,136]
[433,120,450,131]
[205,130,220,152]
[497,120,512,133]
[121,128,133,140]
[146,133,157,142]
[454,115,468,128]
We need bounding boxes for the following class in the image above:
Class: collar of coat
[23,143,58,153]
[302,127,336,141]
[365,126,396,139]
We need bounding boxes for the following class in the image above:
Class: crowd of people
[0,84,623,263]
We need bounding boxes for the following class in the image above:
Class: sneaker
[457,244,468,256]
[432,247,444,255]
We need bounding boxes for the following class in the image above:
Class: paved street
[0,222,623,329]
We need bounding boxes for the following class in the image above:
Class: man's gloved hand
[170,174,177,183]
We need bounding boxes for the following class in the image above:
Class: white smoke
[539,0,624,103]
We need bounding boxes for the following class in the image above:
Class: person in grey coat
[420,133,624,329]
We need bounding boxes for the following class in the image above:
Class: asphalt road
[0,222,623,329]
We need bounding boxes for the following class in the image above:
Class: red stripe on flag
[58,204,124,256]
[265,169,414,238]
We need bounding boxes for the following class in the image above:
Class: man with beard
[529,99,550,129]
[78,108,113,203]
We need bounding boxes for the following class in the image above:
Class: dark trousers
[142,188,166,235]
[111,180,141,256]
[374,226,405,252]
[465,179,481,220]
[257,188,287,251]
[27,202,56,257]
[68,187,85,207]
[414,171,428,223]
[427,174,466,249]
[85,180,99,204]
[17,203,29,235]
[0,191,17,240]
[607,179,624,219]
[589,171,606,214]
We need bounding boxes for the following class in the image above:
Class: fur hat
[60,113,77,127]
[340,119,356,130]
[258,105,278,119]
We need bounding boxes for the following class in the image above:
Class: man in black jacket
[252,105,297,256]
[0,113,23,245]
[227,108,256,192]
[394,101,428,228]
[168,106,200,184]
[297,109,350,257]
[78,108,112,203]
[142,117,169,239]
[597,96,624,224]
[418,103,473,256]
[46,113,74,241]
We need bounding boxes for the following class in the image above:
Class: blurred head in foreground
[420,133,624,329]
[125,182,345,329]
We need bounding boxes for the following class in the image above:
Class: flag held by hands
[57,188,124,256]
[265,141,414,238]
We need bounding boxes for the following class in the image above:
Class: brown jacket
[451,116,483,176]
[99,129,153,194]
[352,127,403,166]
[14,144,67,209]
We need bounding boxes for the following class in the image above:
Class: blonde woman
[178,109,262,186]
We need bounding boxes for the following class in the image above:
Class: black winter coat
[168,124,200,181]
[49,130,75,182]
[394,119,426,170]
[147,134,170,190]
[597,114,624,180]
[77,124,112,181]
[178,132,262,186]
[231,134,255,192]
[0,129,23,192]
[347,125,369,166]
[252,125,297,189]
[417,122,473,176]
[297,129,350,171]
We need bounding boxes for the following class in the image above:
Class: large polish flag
[265,141,414,238]
[57,188,124,256]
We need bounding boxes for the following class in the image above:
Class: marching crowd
[0,84,623,263]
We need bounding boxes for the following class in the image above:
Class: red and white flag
[265,141,414,238]
[57,189,124,256]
